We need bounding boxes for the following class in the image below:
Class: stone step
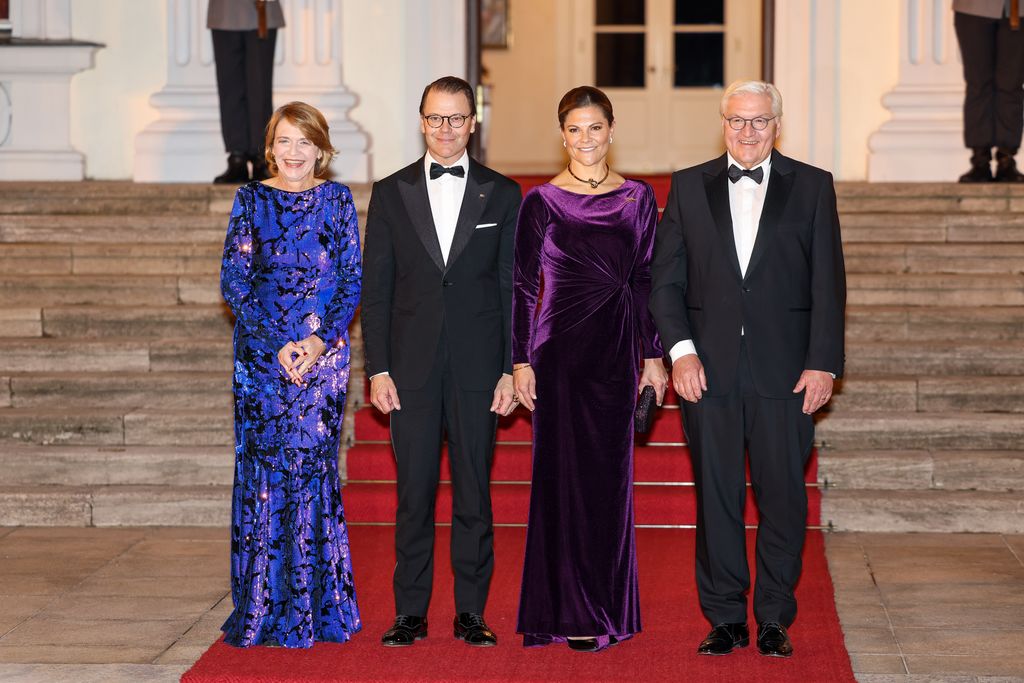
[0,181,235,215]
[829,376,1024,413]
[821,489,1024,533]
[0,275,182,306]
[6,372,231,409]
[0,485,231,526]
[41,304,233,338]
[0,408,125,446]
[846,305,1024,342]
[0,307,42,337]
[124,409,233,446]
[69,243,222,276]
[0,444,233,486]
[841,212,1024,243]
[815,411,1024,451]
[0,338,153,373]
[0,180,372,216]
[0,214,228,244]
[847,273,1024,306]
[845,340,1024,375]
[818,450,1024,492]
[844,243,1024,274]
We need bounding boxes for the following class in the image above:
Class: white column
[0,0,99,180]
[868,0,964,181]
[134,0,369,183]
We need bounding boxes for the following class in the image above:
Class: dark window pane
[596,33,646,88]
[675,0,723,24]
[596,0,644,25]
[674,32,724,87]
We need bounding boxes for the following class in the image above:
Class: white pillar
[134,0,369,183]
[868,0,965,181]
[0,0,99,180]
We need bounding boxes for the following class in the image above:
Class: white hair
[720,80,783,118]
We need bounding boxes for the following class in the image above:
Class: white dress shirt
[369,152,470,381]
[424,151,469,265]
[668,153,771,363]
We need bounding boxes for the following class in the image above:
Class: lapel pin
[479,193,485,198]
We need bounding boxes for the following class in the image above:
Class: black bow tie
[429,162,465,180]
[727,164,764,184]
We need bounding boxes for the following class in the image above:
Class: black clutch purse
[634,385,657,433]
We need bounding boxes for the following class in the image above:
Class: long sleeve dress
[512,179,662,649]
[219,180,362,648]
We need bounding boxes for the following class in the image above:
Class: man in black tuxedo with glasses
[650,80,846,659]
[361,76,521,649]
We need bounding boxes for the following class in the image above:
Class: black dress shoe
[697,622,749,655]
[995,149,1024,182]
[251,157,272,182]
[453,612,497,647]
[214,153,251,184]
[959,147,993,183]
[566,635,618,652]
[757,621,793,658]
[381,615,427,647]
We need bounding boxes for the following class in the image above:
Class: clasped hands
[671,355,833,414]
[277,334,327,386]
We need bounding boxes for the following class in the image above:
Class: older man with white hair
[649,80,846,658]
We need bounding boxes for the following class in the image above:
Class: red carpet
[183,526,853,683]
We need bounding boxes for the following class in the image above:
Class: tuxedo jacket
[649,150,846,399]
[361,156,521,392]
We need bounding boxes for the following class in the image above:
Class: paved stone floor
[0,527,1022,682]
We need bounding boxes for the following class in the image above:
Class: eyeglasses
[422,113,472,129]
[723,115,776,131]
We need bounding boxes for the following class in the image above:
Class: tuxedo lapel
[704,156,743,282]
[398,160,445,271]
[744,150,795,282]
[444,160,492,272]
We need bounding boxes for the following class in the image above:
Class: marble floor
[0,527,1022,683]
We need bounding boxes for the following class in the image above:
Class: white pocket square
[474,222,498,229]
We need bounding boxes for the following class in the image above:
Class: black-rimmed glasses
[422,113,472,129]
[724,116,776,131]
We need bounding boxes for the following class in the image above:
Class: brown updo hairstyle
[557,86,615,128]
[264,101,337,179]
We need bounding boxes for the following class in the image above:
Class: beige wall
[482,0,564,176]
[69,0,165,180]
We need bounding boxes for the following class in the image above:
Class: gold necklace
[566,162,609,189]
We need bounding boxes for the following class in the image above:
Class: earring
[610,137,614,143]
[562,140,567,148]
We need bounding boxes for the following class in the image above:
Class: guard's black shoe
[697,622,749,655]
[214,153,250,184]
[995,149,1024,182]
[959,147,993,183]
[757,621,794,658]
[453,612,497,647]
[251,157,272,181]
[381,615,427,647]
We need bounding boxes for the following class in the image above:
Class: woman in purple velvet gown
[511,87,667,652]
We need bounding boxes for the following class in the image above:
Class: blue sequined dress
[219,180,362,648]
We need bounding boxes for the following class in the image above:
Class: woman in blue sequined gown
[219,102,362,648]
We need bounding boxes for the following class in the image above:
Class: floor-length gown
[219,180,362,647]
[512,179,662,648]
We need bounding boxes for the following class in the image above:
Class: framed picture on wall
[482,0,509,49]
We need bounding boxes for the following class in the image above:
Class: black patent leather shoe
[453,612,497,647]
[995,150,1024,182]
[757,621,793,658]
[381,614,427,647]
[959,148,994,183]
[567,635,619,652]
[214,153,250,184]
[697,622,749,655]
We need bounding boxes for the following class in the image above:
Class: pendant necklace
[566,162,609,189]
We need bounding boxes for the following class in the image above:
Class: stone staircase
[817,183,1024,533]
[0,181,1021,531]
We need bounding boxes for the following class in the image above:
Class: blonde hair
[720,80,783,118]
[264,101,337,179]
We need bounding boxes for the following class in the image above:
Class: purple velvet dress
[512,179,662,648]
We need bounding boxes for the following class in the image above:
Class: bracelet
[512,364,531,372]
